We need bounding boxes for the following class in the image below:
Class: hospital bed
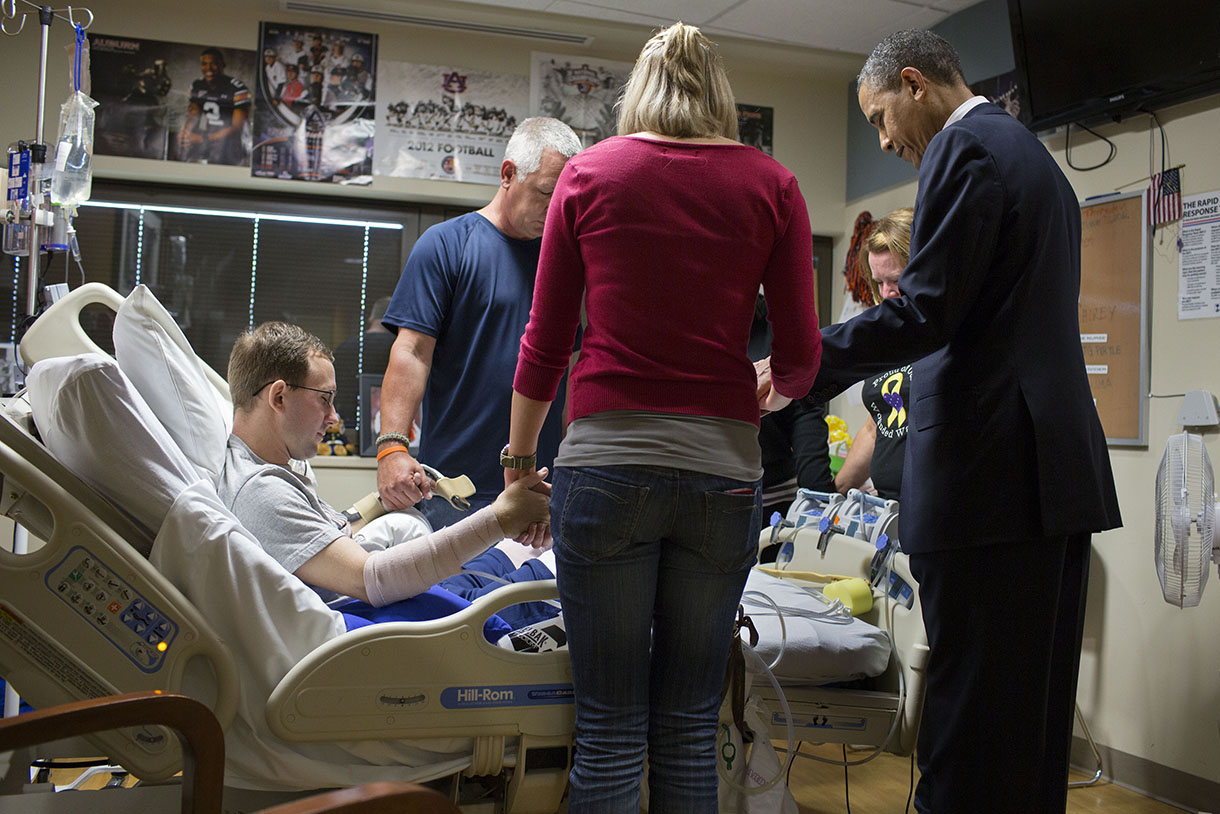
[750,489,928,758]
[0,284,573,813]
[0,283,925,811]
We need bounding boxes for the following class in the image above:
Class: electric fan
[1154,388,1220,609]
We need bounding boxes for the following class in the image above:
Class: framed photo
[359,373,383,456]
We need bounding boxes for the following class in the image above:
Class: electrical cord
[905,751,916,812]
[1148,110,1172,235]
[843,744,851,813]
[1065,121,1117,171]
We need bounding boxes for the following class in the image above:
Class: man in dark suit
[807,30,1122,812]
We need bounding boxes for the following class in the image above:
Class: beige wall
[0,0,859,224]
[837,95,1220,788]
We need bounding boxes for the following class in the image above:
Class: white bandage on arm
[362,505,506,607]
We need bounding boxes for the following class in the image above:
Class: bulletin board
[1078,191,1150,446]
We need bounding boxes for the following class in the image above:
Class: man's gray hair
[858,30,965,92]
[503,117,582,179]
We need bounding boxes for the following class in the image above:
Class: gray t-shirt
[217,435,355,604]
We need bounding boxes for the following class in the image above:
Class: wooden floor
[783,743,1188,813]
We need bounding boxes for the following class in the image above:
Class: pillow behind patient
[27,354,201,534]
[113,284,231,484]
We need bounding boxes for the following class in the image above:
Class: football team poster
[89,34,256,166]
[529,52,631,148]
[251,22,378,184]
[375,61,528,185]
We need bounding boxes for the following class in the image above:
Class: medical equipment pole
[24,5,52,319]
[2,2,95,319]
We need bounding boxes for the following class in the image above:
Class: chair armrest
[0,690,223,814]
[256,781,460,814]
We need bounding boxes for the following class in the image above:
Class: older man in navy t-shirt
[378,117,581,528]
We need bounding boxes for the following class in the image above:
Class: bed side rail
[268,579,571,743]
[268,579,573,814]
[0,425,239,781]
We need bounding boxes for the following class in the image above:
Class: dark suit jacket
[809,102,1121,553]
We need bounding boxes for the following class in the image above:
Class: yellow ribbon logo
[881,371,906,428]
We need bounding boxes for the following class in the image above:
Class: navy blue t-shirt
[383,212,567,502]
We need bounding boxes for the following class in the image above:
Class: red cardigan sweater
[514,136,821,426]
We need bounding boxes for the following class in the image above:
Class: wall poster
[1178,191,1220,320]
[736,104,773,155]
[375,62,527,185]
[529,52,631,148]
[89,34,256,166]
[251,22,377,184]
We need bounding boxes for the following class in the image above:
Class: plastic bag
[716,694,798,813]
[50,90,99,208]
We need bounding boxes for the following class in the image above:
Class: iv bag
[50,90,99,208]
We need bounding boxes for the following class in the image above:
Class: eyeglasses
[252,380,336,408]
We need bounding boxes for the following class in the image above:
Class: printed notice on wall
[1179,191,1220,320]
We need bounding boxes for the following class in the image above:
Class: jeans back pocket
[557,469,651,562]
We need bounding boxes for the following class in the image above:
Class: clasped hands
[755,355,792,416]
[378,449,551,549]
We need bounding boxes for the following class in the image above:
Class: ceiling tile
[572,0,742,26]
[712,0,950,51]
[438,0,979,53]
[544,1,680,29]
[446,0,559,10]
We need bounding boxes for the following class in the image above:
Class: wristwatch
[500,444,537,470]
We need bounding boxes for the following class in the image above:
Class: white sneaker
[497,614,567,652]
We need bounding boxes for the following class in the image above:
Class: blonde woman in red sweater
[506,22,821,812]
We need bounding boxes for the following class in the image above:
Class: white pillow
[113,285,231,484]
[27,354,201,535]
[742,569,892,685]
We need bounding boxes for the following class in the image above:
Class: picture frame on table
[358,373,383,456]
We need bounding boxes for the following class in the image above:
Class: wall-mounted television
[1007,0,1220,132]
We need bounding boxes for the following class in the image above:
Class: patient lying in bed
[220,322,557,641]
[27,351,488,789]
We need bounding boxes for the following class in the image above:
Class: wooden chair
[0,691,460,814]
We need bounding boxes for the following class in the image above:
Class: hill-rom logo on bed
[441,684,574,709]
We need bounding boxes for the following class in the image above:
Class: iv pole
[1,1,94,317]
[0,1,92,723]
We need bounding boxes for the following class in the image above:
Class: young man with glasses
[218,321,558,636]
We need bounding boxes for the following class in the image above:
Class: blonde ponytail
[617,22,738,140]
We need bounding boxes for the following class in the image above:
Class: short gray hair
[503,117,582,179]
[858,30,965,92]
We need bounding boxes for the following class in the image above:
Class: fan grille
[1154,432,1215,607]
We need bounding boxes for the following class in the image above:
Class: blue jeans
[551,465,760,813]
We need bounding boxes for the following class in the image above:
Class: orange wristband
[376,444,409,461]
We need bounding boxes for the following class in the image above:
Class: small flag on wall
[1148,167,1182,227]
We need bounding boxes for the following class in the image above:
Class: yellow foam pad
[822,577,873,616]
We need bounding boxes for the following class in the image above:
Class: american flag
[1148,167,1182,227]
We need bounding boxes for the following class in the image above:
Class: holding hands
[495,468,552,549]
[755,356,792,416]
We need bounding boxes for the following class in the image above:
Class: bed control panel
[46,546,179,674]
